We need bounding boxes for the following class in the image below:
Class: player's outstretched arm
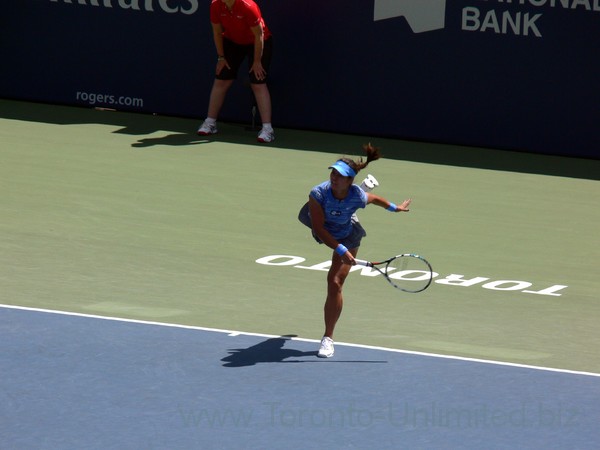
[367,194,411,212]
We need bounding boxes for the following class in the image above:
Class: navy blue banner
[1,0,598,158]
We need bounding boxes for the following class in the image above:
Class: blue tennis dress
[308,181,368,239]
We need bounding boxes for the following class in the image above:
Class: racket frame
[355,253,433,293]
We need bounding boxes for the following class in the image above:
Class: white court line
[2,303,599,378]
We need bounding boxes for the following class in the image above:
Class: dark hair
[340,143,381,175]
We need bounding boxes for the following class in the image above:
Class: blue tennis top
[309,181,368,239]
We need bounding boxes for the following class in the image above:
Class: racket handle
[354,259,372,267]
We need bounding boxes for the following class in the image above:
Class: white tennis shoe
[257,127,275,143]
[197,120,217,136]
[353,174,379,223]
[360,174,379,192]
[317,336,335,358]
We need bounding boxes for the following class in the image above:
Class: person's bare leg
[323,250,356,338]
[250,82,272,124]
[207,79,234,119]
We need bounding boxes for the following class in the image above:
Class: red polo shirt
[210,0,272,45]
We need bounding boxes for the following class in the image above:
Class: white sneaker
[257,127,275,143]
[354,175,379,223]
[317,336,334,358]
[360,174,379,192]
[197,120,217,136]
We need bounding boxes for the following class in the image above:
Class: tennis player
[197,0,274,143]
[298,144,411,358]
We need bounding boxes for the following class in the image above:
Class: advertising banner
[1,0,598,158]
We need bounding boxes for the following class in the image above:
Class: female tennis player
[299,144,411,358]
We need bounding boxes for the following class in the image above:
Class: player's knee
[327,274,347,291]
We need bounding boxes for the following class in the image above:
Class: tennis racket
[355,254,433,293]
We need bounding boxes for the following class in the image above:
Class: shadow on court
[1,98,598,180]
[221,335,317,367]
[221,335,388,367]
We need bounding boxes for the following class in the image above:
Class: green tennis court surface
[1,99,599,374]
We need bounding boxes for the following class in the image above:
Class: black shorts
[217,37,273,84]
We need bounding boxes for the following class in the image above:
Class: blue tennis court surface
[2,305,599,449]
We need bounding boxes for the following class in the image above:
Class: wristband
[387,203,397,212]
[335,244,348,256]
[217,56,225,61]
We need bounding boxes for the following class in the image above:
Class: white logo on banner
[374,0,446,33]
[49,0,199,15]
[374,0,600,37]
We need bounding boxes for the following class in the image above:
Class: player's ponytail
[342,143,381,176]
[337,143,381,176]
[361,142,381,167]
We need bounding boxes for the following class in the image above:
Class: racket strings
[385,255,433,292]
[387,256,417,274]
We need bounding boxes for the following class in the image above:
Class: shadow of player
[221,335,388,367]
[221,335,316,367]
